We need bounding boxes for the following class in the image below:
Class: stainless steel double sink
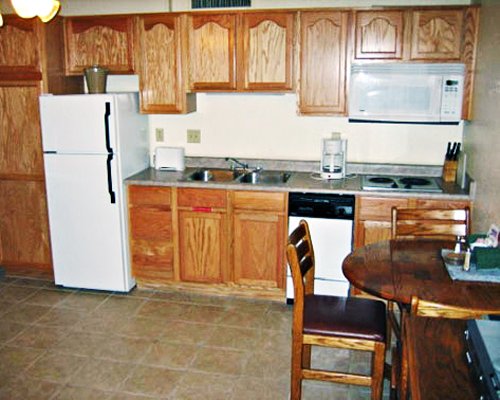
[182,168,291,185]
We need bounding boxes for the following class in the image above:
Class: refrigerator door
[44,153,134,291]
[40,94,118,154]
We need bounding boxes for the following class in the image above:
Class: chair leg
[386,302,393,347]
[390,346,400,400]
[371,341,386,400]
[291,338,303,400]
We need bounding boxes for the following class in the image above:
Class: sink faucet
[225,157,248,170]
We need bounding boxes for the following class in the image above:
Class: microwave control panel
[441,76,464,120]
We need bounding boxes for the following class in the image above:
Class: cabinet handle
[192,206,212,213]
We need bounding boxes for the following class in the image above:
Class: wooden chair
[404,296,500,400]
[388,206,471,341]
[391,207,470,240]
[410,295,498,319]
[286,220,387,400]
[389,207,470,400]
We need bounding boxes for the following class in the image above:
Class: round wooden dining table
[343,239,500,400]
[342,238,500,313]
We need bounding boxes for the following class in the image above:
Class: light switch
[155,128,164,142]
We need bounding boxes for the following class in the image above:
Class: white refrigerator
[39,93,149,292]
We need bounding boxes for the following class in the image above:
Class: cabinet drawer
[232,191,287,212]
[177,188,227,209]
[129,208,172,240]
[128,186,171,207]
[414,199,470,210]
[357,197,408,221]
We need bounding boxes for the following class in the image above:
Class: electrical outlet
[155,128,164,142]
[187,129,201,144]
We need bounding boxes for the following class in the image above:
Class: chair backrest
[391,207,470,240]
[410,296,495,319]
[286,219,315,303]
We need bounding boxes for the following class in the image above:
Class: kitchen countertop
[125,166,473,201]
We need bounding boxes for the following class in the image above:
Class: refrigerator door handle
[104,101,116,204]
[104,102,113,153]
[106,154,116,204]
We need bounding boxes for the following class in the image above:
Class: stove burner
[369,177,395,184]
[399,177,431,186]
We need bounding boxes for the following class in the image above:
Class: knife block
[442,159,458,182]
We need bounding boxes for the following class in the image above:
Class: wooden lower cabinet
[232,191,287,288]
[0,180,51,270]
[354,195,472,248]
[127,186,287,296]
[354,196,409,248]
[128,185,174,284]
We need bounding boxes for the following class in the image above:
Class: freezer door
[44,153,134,291]
[40,94,117,154]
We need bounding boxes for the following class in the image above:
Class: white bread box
[154,147,185,171]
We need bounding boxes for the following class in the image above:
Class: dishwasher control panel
[288,193,354,220]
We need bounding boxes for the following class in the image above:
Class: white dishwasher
[287,192,354,301]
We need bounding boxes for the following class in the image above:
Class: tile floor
[0,276,390,399]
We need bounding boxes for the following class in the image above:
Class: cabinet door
[128,186,174,283]
[299,11,349,115]
[178,210,227,283]
[0,82,44,179]
[355,220,392,248]
[0,180,52,270]
[233,211,285,288]
[188,14,237,91]
[354,10,404,60]
[0,16,41,80]
[239,12,294,91]
[64,16,134,75]
[410,9,463,60]
[136,14,195,114]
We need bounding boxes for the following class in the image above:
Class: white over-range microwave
[348,63,465,124]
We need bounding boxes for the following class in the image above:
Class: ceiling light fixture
[0,0,61,27]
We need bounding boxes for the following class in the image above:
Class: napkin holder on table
[468,234,500,270]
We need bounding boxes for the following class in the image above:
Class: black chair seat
[303,294,387,343]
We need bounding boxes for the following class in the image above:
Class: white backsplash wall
[148,92,464,165]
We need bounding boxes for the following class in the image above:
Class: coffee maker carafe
[320,135,347,180]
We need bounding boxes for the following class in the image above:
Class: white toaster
[154,147,185,171]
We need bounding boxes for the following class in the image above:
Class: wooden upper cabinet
[299,11,349,115]
[135,14,196,114]
[187,11,294,92]
[188,13,237,91]
[410,9,464,60]
[64,15,135,75]
[354,10,404,60]
[0,16,41,79]
[239,12,294,91]
[0,81,44,179]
